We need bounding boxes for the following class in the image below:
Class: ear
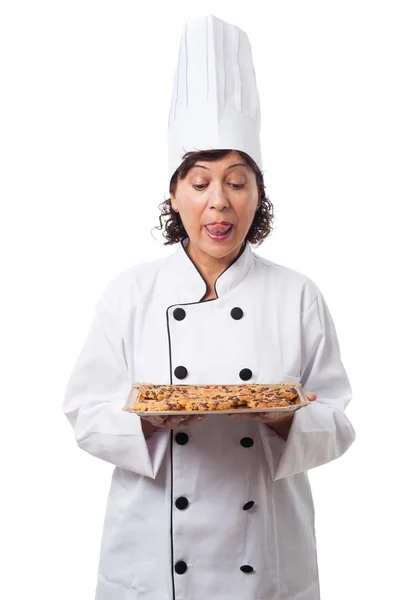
[170,197,178,212]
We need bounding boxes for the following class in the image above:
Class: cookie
[134,399,185,412]
[246,385,300,409]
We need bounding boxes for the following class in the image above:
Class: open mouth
[204,224,234,240]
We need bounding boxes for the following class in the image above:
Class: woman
[143,148,318,437]
[63,15,355,600]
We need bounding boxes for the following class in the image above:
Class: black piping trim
[166,309,175,599]
[170,430,175,598]
[166,236,249,599]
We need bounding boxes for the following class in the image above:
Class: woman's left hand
[227,392,317,424]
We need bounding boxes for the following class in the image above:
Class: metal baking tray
[122,382,311,416]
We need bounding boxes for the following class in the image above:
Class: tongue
[206,224,231,234]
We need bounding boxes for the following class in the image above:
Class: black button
[231,307,244,320]
[243,501,255,510]
[239,368,252,381]
[240,437,254,448]
[175,497,189,510]
[175,561,187,575]
[173,307,186,321]
[174,365,188,379]
[240,565,254,573]
[175,432,189,445]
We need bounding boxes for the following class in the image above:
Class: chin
[201,238,242,260]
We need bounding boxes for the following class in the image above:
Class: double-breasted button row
[176,432,254,449]
[175,561,254,575]
[174,431,255,575]
[174,365,253,381]
[175,496,254,512]
[173,306,244,320]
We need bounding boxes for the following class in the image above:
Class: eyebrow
[190,162,249,171]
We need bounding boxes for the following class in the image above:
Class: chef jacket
[63,236,355,600]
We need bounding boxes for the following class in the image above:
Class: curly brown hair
[153,149,274,247]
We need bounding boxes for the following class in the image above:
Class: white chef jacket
[63,236,355,600]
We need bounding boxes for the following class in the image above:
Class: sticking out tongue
[206,224,232,235]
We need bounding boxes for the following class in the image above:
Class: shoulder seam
[302,292,320,320]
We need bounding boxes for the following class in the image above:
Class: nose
[207,182,230,211]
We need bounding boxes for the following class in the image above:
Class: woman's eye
[192,183,244,191]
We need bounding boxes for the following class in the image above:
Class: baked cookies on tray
[123,382,311,415]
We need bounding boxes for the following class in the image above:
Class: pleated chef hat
[167,14,263,189]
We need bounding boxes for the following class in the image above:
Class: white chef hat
[167,14,263,190]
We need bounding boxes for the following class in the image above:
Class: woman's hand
[141,414,206,429]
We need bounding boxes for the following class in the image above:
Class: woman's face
[171,151,260,260]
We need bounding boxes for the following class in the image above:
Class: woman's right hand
[141,414,206,429]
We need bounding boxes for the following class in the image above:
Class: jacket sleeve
[259,290,356,481]
[62,291,170,478]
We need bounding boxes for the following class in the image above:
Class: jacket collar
[169,236,254,303]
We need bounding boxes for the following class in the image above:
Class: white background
[1,1,416,598]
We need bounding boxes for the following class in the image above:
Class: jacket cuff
[258,401,356,481]
[258,420,288,478]
[74,398,171,478]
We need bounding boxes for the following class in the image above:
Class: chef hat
[167,14,263,190]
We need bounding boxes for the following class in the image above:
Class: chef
[63,14,356,600]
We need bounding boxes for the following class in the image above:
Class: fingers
[142,415,166,427]
[162,416,188,429]
[144,414,207,429]
[166,415,207,428]
[143,415,184,428]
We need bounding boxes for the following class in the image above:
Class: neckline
[172,235,254,303]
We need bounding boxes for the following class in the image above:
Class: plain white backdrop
[1,1,416,598]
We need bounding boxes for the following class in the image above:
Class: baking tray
[122,382,311,416]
